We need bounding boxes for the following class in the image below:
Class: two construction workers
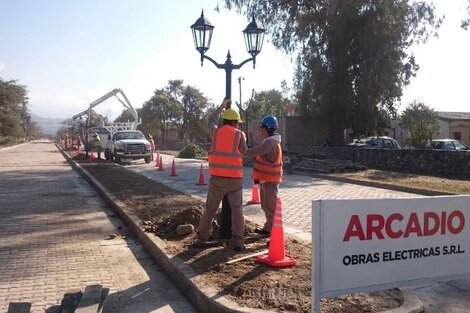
[196,98,282,251]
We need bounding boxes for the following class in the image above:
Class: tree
[0,79,30,141]
[225,0,441,144]
[181,85,210,142]
[400,101,440,147]
[462,0,470,30]
[142,80,210,143]
[244,89,288,121]
[114,109,140,123]
[142,89,180,144]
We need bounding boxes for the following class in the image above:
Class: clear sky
[0,0,468,120]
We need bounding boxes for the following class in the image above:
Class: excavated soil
[70,153,402,313]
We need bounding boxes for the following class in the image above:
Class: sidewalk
[125,153,470,312]
[128,153,416,235]
[0,142,196,313]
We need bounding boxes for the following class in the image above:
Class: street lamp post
[190,10,265,101]
[191,11,265,239]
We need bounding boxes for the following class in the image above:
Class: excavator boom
[72,88,139,126]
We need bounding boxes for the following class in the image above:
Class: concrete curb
[0,142,29,151]
[57,147,424,313]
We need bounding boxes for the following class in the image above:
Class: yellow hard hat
[222,109,242,122]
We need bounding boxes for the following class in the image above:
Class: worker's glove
[254,179,260,185]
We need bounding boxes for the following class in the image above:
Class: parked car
[424,139,469,151]
[110,130,152,164]
[347,136,401,149]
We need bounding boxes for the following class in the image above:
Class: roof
[438,111,470,121]
[284,103,299,113]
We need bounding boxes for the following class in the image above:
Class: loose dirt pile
[71,154,402,313]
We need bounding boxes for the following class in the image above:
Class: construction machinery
[72,88,140,160]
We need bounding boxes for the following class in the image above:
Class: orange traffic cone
[170,159,178,176]
[196,164,207,185]
[247,183,261,204]
[155,151,160,167]
[154,154,159,167]
[257,198,296,268]
[157,155,164,171]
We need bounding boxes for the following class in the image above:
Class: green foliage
[225,0,442,144]
[244,89,286,121]
[141,80,210,144]
[0,78,39,140]
[177,144,207,159]
[400,101,440,148]
[114,109,139,123]
[462,0,470,30]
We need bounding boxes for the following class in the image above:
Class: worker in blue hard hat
[244,115,283,237]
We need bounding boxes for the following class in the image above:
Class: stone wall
[248,116,329,147]
[286,145,470,178]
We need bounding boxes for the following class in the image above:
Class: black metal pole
[200,51,255,241]
[219,54,234,240]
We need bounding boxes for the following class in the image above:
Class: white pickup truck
[110,130,152,164]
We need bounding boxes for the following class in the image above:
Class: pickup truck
[110,130,152,164]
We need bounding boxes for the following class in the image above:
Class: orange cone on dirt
[247,183,261,204]
[155,151,160,167]
[154,154,159,167]
[196,164,207,185]
[257,198,296,268]
[157,155,164,171]
[170,159,178,176]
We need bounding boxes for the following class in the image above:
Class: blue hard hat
[260,115,278,130]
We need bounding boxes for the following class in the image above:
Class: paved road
[0,142,197,313]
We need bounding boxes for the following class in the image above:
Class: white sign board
[312,196,470,312]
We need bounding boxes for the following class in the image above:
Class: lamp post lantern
[190,11,265,240]
[190,11,265,101]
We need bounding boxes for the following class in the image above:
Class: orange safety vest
[149,138,155,151]
[208,125,244,178]
[253,142,283,183]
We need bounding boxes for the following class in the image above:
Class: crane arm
[72,88,138,125]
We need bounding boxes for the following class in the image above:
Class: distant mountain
[31,114,64,135]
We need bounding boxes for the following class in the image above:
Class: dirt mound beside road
[72,155,402,313]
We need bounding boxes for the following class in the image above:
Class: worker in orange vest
[64,134,70,150]
[148,134,156,161]
[76,134,81,151]
[244,115,283,237]
[196,99,247,251]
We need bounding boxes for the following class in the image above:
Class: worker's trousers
[198,176,244,247]
[260,182,279,233]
